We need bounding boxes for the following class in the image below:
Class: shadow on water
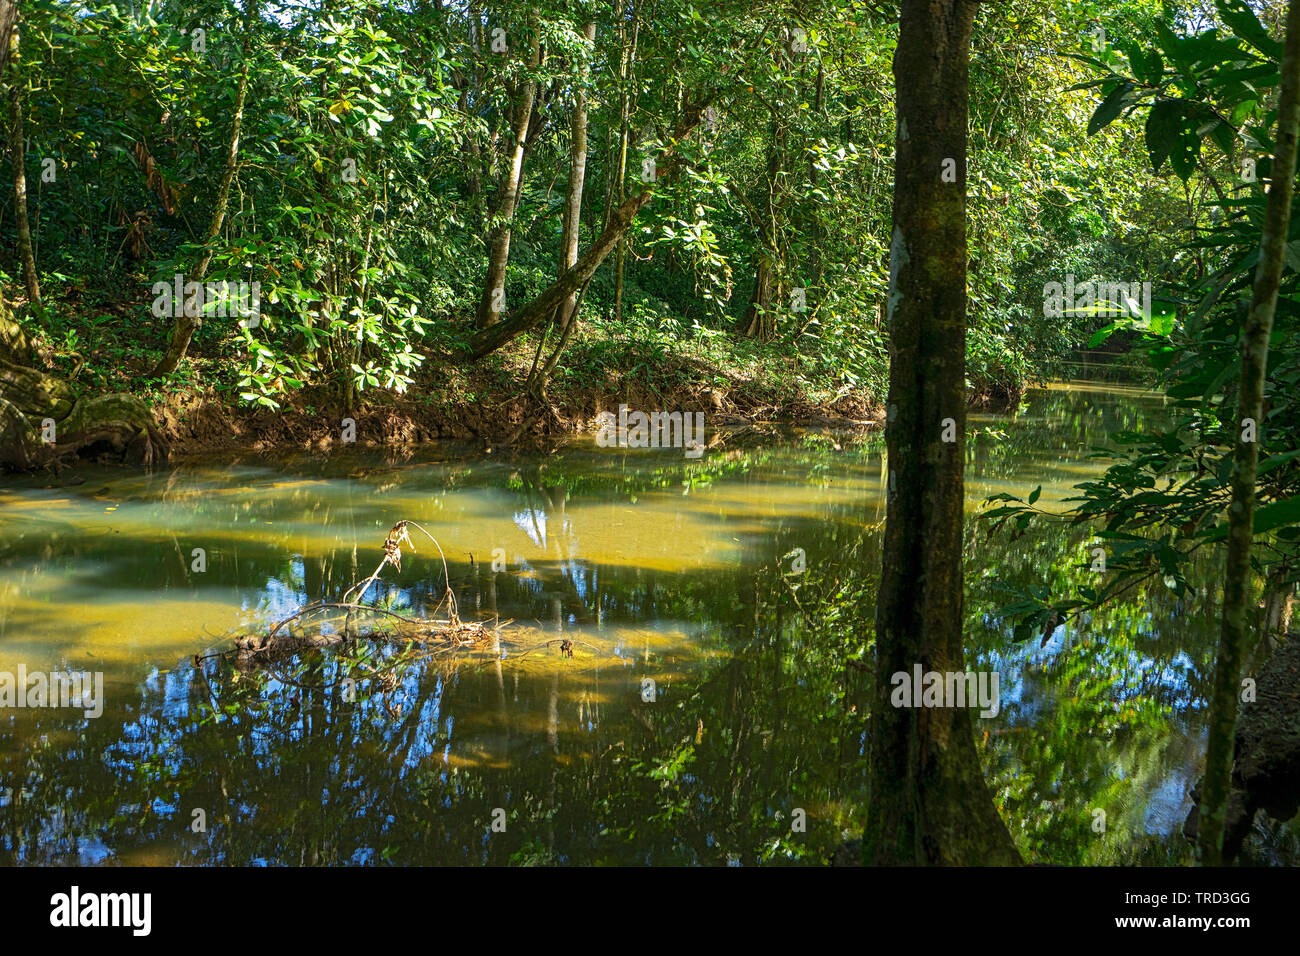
[0,381,1293,864]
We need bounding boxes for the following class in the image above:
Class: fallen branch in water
[226,519,494,665]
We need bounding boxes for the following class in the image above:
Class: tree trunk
[739,125,783,340]
[4,1,40,312]
[554,20,596,331]
[462,0,484,217]
[150,47,252,377]
[1199,0,1300,867]
[739,253,778,340]
[475,11,540,328]
[863,0,1021,866]
[0,0,15,71]
[609,5,638,324]
[739,75,787,341]
[471,184,653,359]
[739,124,784,343]
[468,100,710,360]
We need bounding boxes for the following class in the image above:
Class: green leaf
[1088,81,1139,136]
[1252,496,1300,534]
[1145,99,1183,171]
[1128,45,1164,85]
[1209,119,1237,157]
[1216,0,1284,60]
[1169,131,1200,179]
[1285,240,1300,273]
[1156,22,1197,80]
[1028,485,1042,506]
[1259,449,1300,473]
[1147,309,1176,337]
[1088,321,1120,347]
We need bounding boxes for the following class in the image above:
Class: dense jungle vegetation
[2,0,1300,870]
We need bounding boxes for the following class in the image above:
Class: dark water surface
[1,381,1286,865]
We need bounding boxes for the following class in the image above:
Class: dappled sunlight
[0,385,1248,864]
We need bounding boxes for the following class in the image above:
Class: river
[0,381,1275,865]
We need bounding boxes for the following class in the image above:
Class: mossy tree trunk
[863,0,1021,866]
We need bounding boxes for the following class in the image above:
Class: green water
[0,382,1274,865]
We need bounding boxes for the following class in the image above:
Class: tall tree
[738,111,786,340]
[554,18,596,332]
[864,0,1021,865]
[608,1,638,325]
[1199,0,1300,867]
[0,0,13,70]
[467,98,709,359]
[3,0,40,313]
[738,35,790,342]
[476,7,541,328]
[151,6,255,377]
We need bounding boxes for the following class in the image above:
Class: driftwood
[0,297,169,470]
[226,520,494,666]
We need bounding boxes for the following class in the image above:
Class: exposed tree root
[0,297,169,470]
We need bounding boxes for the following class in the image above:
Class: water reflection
[0,382,1288,864]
